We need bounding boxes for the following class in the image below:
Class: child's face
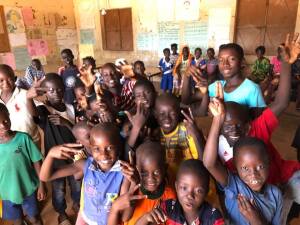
[155,100,179,134]
[61,52,73,66]
[171,46,177,54]
[183,47,189,59]
[32,61,42,71]
[102,67,120,88]
[175,172,207,214]
[235,146,269,192]
[256,50,264,59]
[43,81,64,105]
[164,50,170,58]
[134,63,145,76]
[134,85,155,108]
[73,127,90,150]
[207,50,215,59]
[90,131,119,172]
[0,111,11,137]
[0,72,15,93]
[195,49,202,59]
[218,48,241,79]
[221,111,248,147]
[74,87,86,103]
[137,156,165,192]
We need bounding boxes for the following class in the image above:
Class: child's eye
[105,146,114,151]
[153,170,160,176]
[241,166,249,172]
[180,185,187,191]
[257,165,265,171]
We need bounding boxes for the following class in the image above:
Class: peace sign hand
[26,76,47,99]
[187,65,208,94]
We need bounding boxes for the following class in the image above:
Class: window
[100,8,133,51]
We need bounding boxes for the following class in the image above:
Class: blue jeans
[51,176,81,214]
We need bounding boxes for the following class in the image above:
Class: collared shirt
[161,200,224,225]
[159,57,173,75]
[0,87,40,143]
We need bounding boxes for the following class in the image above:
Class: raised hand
[125,101,149,130]
[48,143,83,160]
[283,33,300,64]
[215,81,224,100]
[78,65,96,88]
[111,183,147,212]
[181,107,198,137]
[237,194,267,225]
[187,65,208,94]
[26,76,47,99]
[142,207,167,224]
[120,151,140,184]
[209,97,225,118]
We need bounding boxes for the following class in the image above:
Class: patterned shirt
[16,65,45,89]
[251,57,270,83]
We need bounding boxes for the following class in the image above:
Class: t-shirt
[248,108,300,184]
[270,56,281,75]
[160,122,198,184]
[161,200,224,225]
[61,66,79,105]
[223,173,282,225]
[80,158,124,225]
[218,135,235,172]
[121,79,136,111]
[0,132,42,204]
[36,103,75,168]
[208,79,266,108]
[125,185,176,225]
[159,57,173,75]
[0,87,40,143]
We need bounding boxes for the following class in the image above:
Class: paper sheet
[9,33,27,47]
[80,29,95,44]
[0,53,16,70]
[175,0,200,21]
[27,39,49,56]
[12,47,31,70]
[5,7,25,33]
[56,28,77,45]
[21,7,34,27]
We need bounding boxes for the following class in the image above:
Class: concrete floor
[1,102,300,225]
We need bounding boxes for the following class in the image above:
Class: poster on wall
[158,22,180,55]
[175,0,200,21]
[0,53,16,70]
[21,7,34,27]
[5,7,25,33]
[137,33,158,51]
[80,29,95,44]
[8,33,27,47]
[184,21,208,52]
[27,39,49,56]
[56,28,77,45]
[12,47,31,70]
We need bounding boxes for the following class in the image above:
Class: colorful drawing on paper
[12,47,31,70]
[80,29,95,44]
[0,53,16,70]
[5,7,25,33]
[27,39,49,56]
[21,7,34,27]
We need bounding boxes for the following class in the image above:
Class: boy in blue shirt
[159,48,173,93]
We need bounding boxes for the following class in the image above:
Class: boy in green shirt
[0,103,46,225]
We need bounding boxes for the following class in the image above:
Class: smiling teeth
[250,180,259,184]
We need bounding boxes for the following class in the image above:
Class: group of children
[0,33,300,225]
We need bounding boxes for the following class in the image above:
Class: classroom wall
[73,0,237,68]
[0,0,76,74]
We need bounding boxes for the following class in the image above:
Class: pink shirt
[271,56,281,75]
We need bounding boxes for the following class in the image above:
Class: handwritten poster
[0,53,16,70]
[27,39,49,56]
[21,7,34,27]
[184,21,208,51]
[12,47,31,70]
[9,33,27,47]
[56,28,77,45]
[5,7,25,33]
[137,33,158,51]
[78,0,95,29]
[80,29,95,44]
[158,22,180,54]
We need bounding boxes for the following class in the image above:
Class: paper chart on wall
[12,47,31,70]
[175,0,200,21]
[0,53,16,70]
[184,21,208,52]
[5,7,25,33]
[80,29,95,44]
[137,33,158,51]
[21,7,34,27]
[158,22,180,55]
[9,33,27,47]
[56,28,77,45]
[27,39,49,56]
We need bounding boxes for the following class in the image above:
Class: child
[203,48,219,83]
[250,45,271,84]
[159,48,174,93]
[193,47,206,69]
[173,46,194,96]
[34,73,80,225]
[74,79,88,122]
[72,121,92,157]
[204,126,282,225]
[154,94,205,184]
[136,159,224,225]
[0,64,41,145]
[16,59,45,90]
[271,44,284,76]
[133,60,147,78]
[109,141,176,225]
[170,43,179,65]
[40,123,130,225]
[0,103,46,225]
[59,48,80,105]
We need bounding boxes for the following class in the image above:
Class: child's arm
[39,143,85,182]
[181,108,205,160]
[270,33,300,116]
[33,161,47,201]
[203,84,228,187]
[135,208,167,225]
